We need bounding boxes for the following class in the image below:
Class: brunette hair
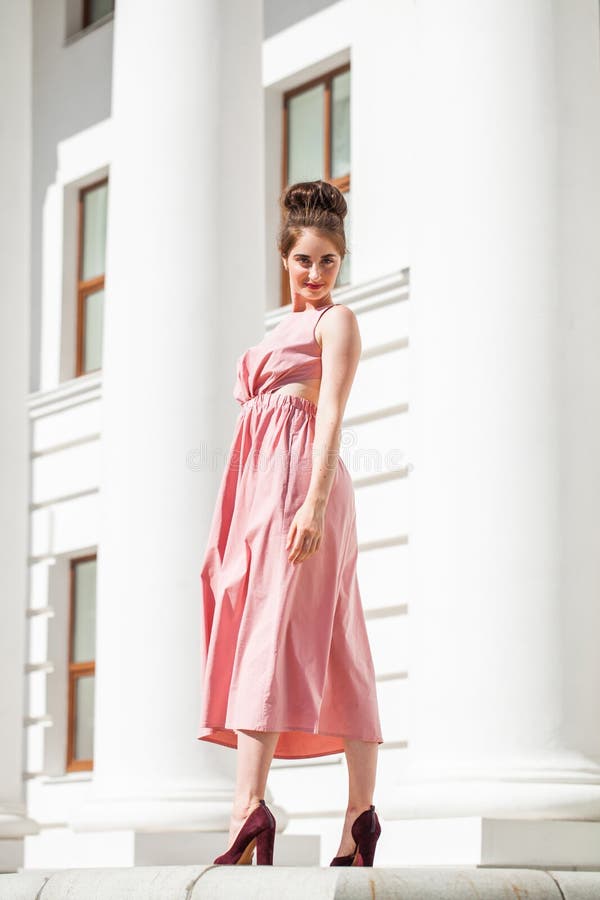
[277,180,348,261]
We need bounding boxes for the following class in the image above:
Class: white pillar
[69,0,271,843]
[0,0,40,873]
[396,0,600,846]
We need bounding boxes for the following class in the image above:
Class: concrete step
[1,865,600,899]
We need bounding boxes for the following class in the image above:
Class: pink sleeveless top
[233,303,338,405]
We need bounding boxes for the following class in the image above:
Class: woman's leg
[334,738,379,856]
[225,729,280,848]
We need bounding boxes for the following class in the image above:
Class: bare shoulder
[316,303,360,350]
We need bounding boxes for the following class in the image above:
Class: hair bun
[282,180,347,221]
[277,179,348,262]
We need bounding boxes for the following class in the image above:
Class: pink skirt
[197,391,383,759]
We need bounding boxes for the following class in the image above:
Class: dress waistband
[240,391,317,417]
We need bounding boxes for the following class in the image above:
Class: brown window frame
[76,177,107,377]
[280,62,351,307]
[66,553,96,773]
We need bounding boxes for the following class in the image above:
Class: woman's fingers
[289,531,320,564]
[289,534,305,563]
[293,537,309,564]
[288,532,303,563]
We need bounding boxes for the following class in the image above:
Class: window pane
[72,559,97,663]
[74,674,95,760]
[287,84,325,184]
[336,190,351,288]
[83,288,104,373]
[82,183,108,281]
[88,0,115,25]
[331,70,350,179]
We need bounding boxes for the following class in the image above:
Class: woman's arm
[286,305,361,564]
[306,305,361,507]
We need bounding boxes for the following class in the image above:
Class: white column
[0,0,40,873]
[70,0,271,840]
[397,0,600,833]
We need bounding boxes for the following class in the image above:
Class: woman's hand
[286,498,325,564]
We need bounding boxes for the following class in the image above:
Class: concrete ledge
[1,866,600,899]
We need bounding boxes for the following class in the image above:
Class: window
[66,555,97,772]
[76,178,108,376]
[281,63,351,305]
[82,0,115,29]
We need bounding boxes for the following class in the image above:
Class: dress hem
[196,722,384,760]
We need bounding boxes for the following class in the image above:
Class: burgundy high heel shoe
[329,804,381,867]
[213,798,276,865]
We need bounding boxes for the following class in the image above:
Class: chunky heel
[255,820,275,864]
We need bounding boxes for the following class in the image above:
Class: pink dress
[196,302,383,759]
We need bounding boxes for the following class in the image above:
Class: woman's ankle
[346,801,373,816]
[232,796,263,819]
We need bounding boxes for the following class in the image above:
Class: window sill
[39,771,93,785]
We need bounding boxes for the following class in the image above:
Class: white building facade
[2,0,600,874]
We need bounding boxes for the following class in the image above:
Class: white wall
[31,0,113,392]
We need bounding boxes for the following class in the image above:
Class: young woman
[197,180,383,867]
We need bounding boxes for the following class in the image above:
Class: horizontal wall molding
[28,372,102,420]
[25,661,54,674]
[344,401,409,428]
[271,754,345,771]
[24,714,53,728]
[365,603,408,620]
[359,534,408,553]
[360,336,409,361]
[31,432,101,460]
[29,485,99,513]
[353,466,410,490]
[26,605,55,618]
[376,671,408,683]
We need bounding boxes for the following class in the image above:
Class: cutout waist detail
[240,391,317,417]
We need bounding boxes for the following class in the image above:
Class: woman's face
[283,228,342,305]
